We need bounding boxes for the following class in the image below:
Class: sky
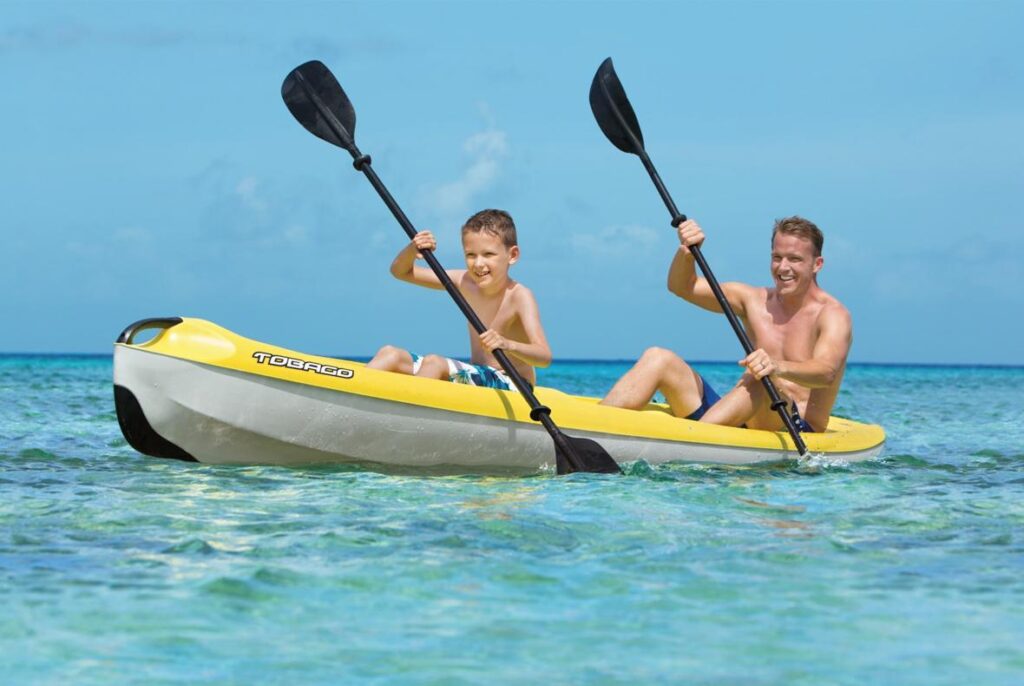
[2,0,1022,364]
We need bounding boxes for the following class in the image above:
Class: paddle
[281,60,621,475]
[589,57,810,458]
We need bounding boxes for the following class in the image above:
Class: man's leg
[600,347,705,418]
[700,373,768,427]
[366,345,415,374]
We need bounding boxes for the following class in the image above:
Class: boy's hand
[479,329,511,353]
[412,231,436,257]
[676,219,705,254]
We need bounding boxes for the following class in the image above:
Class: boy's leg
[366,345,415,374]
[599,347,705,417]
[415,354,451,381]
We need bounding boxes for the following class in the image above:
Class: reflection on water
[2,357,1024,683]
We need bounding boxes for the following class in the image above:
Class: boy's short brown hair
[462,209,517,248]
[772,216,824,257]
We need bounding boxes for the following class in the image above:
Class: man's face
[770,233,823,296]
[462,230,518,291]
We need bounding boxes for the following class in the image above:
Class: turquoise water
[2,355,1023,684]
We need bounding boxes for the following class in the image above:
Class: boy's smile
[463,231,519,292]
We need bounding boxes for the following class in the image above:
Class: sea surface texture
[2,355,1022,684]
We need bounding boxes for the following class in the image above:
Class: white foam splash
[797,451,851,471]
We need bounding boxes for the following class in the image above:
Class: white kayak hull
[113,318,886,472]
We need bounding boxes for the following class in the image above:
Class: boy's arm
[390,231,461,290]
[667,219,752,317]
[478,287,552,368]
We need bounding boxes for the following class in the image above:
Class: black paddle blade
[589,57,645,155]
[556,436,622,475]
[282,60,357,151]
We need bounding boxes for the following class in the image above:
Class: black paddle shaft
[640,149,809,456]
[642,152,807,450]
[354,161,606,472]
[354,161,553,412]
[282,61,620,474]
[592,59,809,457]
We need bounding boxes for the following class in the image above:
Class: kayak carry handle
[116,317,183,345]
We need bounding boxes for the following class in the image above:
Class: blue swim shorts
[683,376,817,432]
[789,401,817,433]
[412,354,518,392]
[685,373,721,421]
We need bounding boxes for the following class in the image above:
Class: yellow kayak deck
[124,318,885,458]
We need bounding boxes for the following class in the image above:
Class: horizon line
[0,352,1021,370]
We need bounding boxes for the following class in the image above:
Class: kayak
[113,318,885,472]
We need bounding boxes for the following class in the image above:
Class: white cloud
[283,224,308,246]
[0,22,189,52]
[195,171,318,249]
[429,128,509,216]
[235,176,270,218]
[570,225,661,257]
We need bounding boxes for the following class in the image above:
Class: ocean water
[2,355,1022,685]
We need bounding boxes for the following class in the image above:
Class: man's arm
[390,231,460,290]
[478,286,553,368]
[667,219,752,316]
[744,305,852,388]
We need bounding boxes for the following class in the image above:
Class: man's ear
[813,255,824,275]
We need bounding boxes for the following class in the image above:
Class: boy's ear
[508,245,520,264]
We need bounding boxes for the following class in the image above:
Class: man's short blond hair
[462,209,518,248]
[772,216,823,257]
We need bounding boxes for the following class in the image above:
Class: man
[599,216,851,433]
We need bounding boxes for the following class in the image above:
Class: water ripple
[2,357,1023,683]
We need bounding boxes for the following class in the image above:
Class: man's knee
[737,372,769,403]
[640,346,687,372]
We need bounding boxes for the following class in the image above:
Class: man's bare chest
[747,308,820,360]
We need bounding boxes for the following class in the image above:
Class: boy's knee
[419,354,449,372]
[379,345,409,362]
[368,345,414,373]
[416,354,449,379]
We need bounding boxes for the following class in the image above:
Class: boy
[367,209,551,391]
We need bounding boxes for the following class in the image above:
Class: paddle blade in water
[282,60,357,151]
[557,436,622,475]
[589,57,645,155]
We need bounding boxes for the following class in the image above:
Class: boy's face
[462,230,519,290]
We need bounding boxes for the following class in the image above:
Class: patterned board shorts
[412,354,517,392]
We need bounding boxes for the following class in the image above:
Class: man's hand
[676,219,705,254]
[741,348,778,380]
[479,329,511,353]
[412,231,436,257]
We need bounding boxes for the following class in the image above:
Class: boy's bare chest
[464,290,518,330]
